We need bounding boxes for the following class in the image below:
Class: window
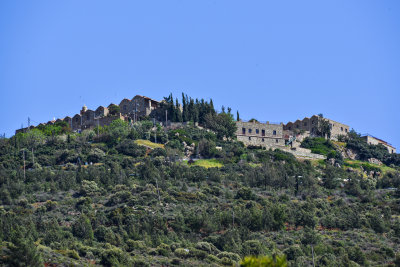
[341,127,343,131]
[296,125,299,128]
[262,129,265,136]
[248,129,252,134]
[304,122,307,126]
[288,126,292,130]
[345,129,348,133]
[76,117,79,122]
[248,137,251,140]
[123,105,127,111]
[392,149,394,154]
[87,114,90,120]
[276,139,279,143]
[273,130,277,135]
[242,128,246,134]
[262,138,264,142]
[256,129,259,134]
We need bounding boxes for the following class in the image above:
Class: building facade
[236,120,285,148]
[362,135,396,154]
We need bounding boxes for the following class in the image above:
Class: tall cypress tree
[176,98,183,122]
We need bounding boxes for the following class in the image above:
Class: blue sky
[0,0,399,149]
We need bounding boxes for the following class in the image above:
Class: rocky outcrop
[368,158,383,165]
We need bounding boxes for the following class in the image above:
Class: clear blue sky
[0,1,399,149]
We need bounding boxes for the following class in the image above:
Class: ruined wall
[98,114,126,127]
[284,115,349,140]
[119,99,132,115]
[72,114,81,130]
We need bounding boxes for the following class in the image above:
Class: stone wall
[281,147,326,160]
[236,121,285,148]
[327,117,349,140]
[284,115,349,141]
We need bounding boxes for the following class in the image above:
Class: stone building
[131,95,159,117]
[71,114,82,130]
[362,135,396,154]
[236,120,285,148]
[95,106,109,118]
[82,109,96,129]
[284,115,349,140]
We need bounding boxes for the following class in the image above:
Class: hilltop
[1,93,400,266]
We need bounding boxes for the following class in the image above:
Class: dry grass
[134,139,164,149]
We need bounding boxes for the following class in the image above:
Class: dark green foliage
[1,238,42,267]
[108,104,120,115]
[0,110,399,266]
[205,112,237,139]
[72,214,94,240]
[346,130,398,166]
[116,139,146,157]
[301,137,335,156]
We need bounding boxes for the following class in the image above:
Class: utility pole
[232,207,235,228]
[311,245,315,267]
[155,178,161,205]
[22,149,26,180]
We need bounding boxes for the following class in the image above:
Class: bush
[156,243,171,256]
[301,137,336,156]
[100,247,126,266]
[242,240,266,256]
[175,248,190,258]
[217,251,241,262]
[284,245,304,261]
[72,214,94,240]
[235,187,255,200]
[240,255,287,267]
[116,139,146,157]
[126,240,146,252]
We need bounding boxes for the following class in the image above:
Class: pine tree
[5,238,42,267]
[175,98,183,122]
[182,93,189,122]
[209,99,215,114]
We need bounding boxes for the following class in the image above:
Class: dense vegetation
[1,103,400,266]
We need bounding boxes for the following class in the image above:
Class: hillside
[1,110,400,266]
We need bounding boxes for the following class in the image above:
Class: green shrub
[242,240,266,256]
[126,240,146,252]
[175,248,190,258]
[156,243,171,256]
[240,255,287,267]
[217,251,241,262]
